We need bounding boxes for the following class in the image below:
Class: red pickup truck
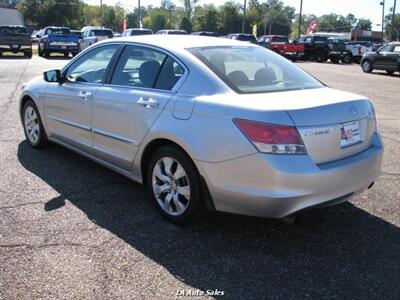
[257,35,304,61]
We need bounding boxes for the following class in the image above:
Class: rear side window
[271,36,288,43]
[111,45,184,90]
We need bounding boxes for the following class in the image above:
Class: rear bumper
[0,44,32,53]
[47,44,79,53]
[196,133,383,218]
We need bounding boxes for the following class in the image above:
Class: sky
[84,0,396,31]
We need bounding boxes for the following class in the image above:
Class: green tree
[218,2,241,35]
[18,0,85,29]
[192,4,218,32]
[143,8,168,32]
[356,18,372,31]
[181,0,199,20]
[180,16,192,32]
[385,13,400,41]
[317,13,352,32]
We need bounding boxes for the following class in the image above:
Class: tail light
[233,119,306,154]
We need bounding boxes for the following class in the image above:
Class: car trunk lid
[227,87,376,164]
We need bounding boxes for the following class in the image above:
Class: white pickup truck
[345,41,374,63]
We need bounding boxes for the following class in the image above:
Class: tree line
[17,0,399,40]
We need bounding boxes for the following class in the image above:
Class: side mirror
[36,34,41,38]
[43,70,62,83]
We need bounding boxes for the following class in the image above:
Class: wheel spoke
[174,164,186,181]
[154,162,169,182]
[162,157,174,177]
[172,194,186,214]
[153,183,169,196]
[162,193,173,212]
[177,185,190,199]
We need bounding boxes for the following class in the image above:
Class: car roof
[100,35,256,51]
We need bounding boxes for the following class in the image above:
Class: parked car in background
[345,41,374,63]
[38,27,79,58]
[225,33,258,44]
[0,25,32,58]
[257,35,304,61]
[30,30,40,43]
[19,35,383,224]
[361,42,400,75]
[155,29,187,35]
[296,35,350,63]
[190,31,219,37]
[122,28,153,36]
[113,32,122,37]
[71,30,83,39]
[79,27,113,51]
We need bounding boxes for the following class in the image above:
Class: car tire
[22,100,49,149]
[24,51,32,59]
[341,53,352,64]
[386,70,395,75]
[147,146,203,224]
[315,50,327,63]
[330,56,340,64]
[361,60,373,73]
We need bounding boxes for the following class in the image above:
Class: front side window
[65,45,118,83]
[189,46,323,94]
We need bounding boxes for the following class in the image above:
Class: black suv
[296,35,350,63]
[361,42,400,75]
[0,25,32,58]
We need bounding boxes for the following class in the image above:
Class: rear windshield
[188,46,323,94]
[92,30,113,37]
[47,28,70,35]
[236,35,256,42]
[169,31,187,35]
[271,36,288,43]
[0,26,27,34]
[129,30,152,36]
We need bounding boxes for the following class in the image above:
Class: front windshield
[188,46,323,94]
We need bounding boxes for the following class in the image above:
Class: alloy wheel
[152,156,191,216]
[24,106,40,144]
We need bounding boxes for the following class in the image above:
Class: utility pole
[242,0,247,33]
[391,0,397,40]
[100,0,103,27]
[298,0,303,38]
[138,0,141,28]
[380,0,385,41]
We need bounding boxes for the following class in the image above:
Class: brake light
[233,119,306,154]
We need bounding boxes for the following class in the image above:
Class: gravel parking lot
[0,56,399,299]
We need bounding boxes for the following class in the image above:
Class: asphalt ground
[0,55,399,299]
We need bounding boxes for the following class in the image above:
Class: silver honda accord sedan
[19,35,383,223]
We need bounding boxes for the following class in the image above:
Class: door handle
[137,97,159,108]
[78,90,92,100]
